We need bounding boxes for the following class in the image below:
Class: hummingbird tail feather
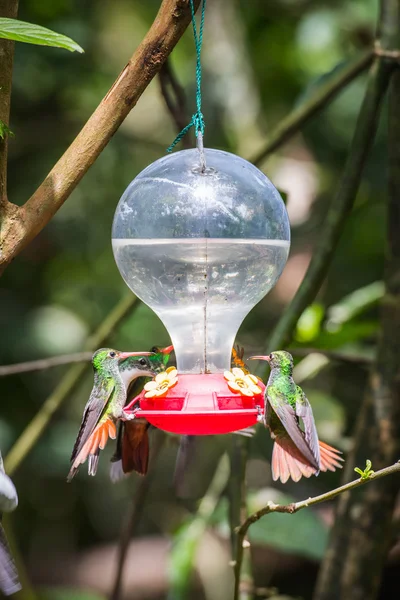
[67,418,117,482]
[0,524,22,596]
[121,421,150,476]
[319,441,344,472]
[109,460,129,483]
[272,440,316,483]
[173,435,196,495]
[88,450,100,476]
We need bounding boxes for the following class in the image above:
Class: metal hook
[196,131,206,173]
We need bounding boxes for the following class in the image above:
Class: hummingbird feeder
[112,148,290,435]
[111,0,290,435]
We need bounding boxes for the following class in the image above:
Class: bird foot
[121,410,136,422]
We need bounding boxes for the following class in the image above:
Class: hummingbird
[0,453,21,596]
[250,351,343,483]
[110,345,174,481]
[67,349,165,482]
[231,345,250,374]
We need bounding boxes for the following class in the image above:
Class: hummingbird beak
[249,355,270,362]
[161,345,174,355]
[118,351,153,359]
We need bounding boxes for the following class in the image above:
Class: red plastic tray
[126,373,265,435]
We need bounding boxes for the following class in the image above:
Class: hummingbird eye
[269,353,273,360]
[139,358,147,366]
[109,351,116,358]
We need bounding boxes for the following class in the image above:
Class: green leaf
[354,459,374,480]
[0,120,14,140]
[247,488,328,561]
[295,303,325,342]
[0,18,84,53]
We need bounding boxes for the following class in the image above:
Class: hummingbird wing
[0,522,21,596]
[294,385,321,471]
[266,386,319,470]
[69,378,115,467]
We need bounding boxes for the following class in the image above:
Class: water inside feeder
[112,237,289,373]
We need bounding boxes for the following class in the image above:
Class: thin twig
[233,461,400,600]
[0,0,201,273]
[0,352,93,376]
[4,294,138,476]
[261,57,392,377]
[159,59,191,148]
[110,431,166,600]
[250,50,373,167]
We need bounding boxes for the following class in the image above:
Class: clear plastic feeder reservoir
[112,149,290,376]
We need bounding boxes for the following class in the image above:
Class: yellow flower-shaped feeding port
[144,367,178,398]
[224,367,262,397]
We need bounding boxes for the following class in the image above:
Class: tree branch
[4,294,138,476]
[0,0,19,211]
[159,59,191,148]
[233,461,400,600]
[262,57,392,374]
[0,0,200,273]
[250,50,373,167]
[0,352,93,376]
[109,431,166,600]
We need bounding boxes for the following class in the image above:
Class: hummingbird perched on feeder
[250,351,343,483]
[110,345,174,481]
[67,349,166,482]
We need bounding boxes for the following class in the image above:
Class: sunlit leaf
[295,303,325,342]
[0,18,84,53]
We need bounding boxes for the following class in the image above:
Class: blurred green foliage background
[1,0,398,598]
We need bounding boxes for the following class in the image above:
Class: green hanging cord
[167,0,206,155]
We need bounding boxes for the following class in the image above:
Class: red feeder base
[126,373,265,435]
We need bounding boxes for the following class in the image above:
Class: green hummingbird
[250,351,343,483]
[110,344,174,481]
[67,349,165,482]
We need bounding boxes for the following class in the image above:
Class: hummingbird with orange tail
[67,349,166,482]
[110,345,173,481]
[250,351,343,483]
